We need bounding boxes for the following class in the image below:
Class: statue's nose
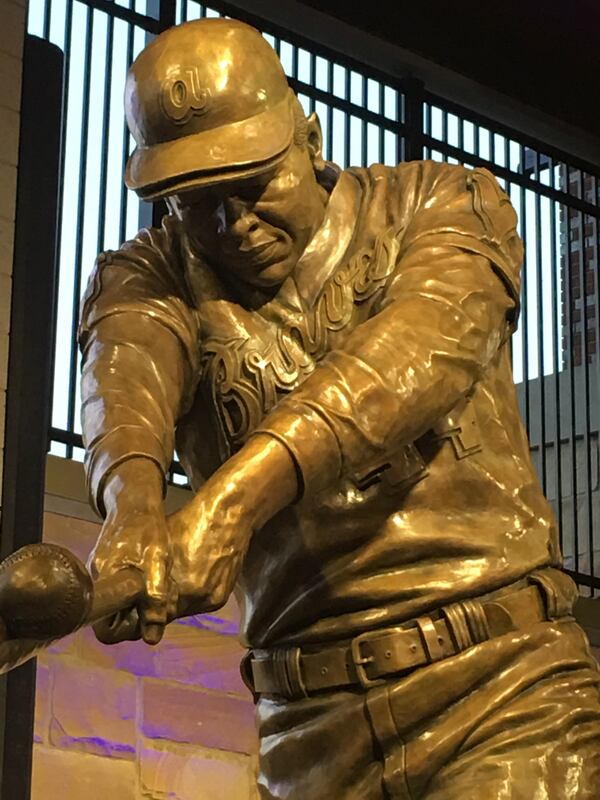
[221,197,261,239]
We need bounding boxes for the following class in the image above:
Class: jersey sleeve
[255,163,523,499]
[78,218,200,516]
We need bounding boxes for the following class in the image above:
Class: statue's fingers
[93,608,141,644]
[140,599,167,645]
[140,557,169,645]
[165,577,180,623]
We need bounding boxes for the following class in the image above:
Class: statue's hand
[167,478,253,619]
[88,460,174,645]
[165,435,297,620]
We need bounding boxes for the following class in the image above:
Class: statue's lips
[236,239,288,268]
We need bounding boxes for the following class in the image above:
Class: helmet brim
[125,90,296,201]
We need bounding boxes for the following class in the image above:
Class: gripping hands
[89,435,297,645]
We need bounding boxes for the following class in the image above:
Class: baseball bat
[0,542,146,674]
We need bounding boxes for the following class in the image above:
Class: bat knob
[0,543,94,640]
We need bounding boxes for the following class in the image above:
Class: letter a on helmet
[124,18,296,200]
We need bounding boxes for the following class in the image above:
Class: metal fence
[27,0,600,593]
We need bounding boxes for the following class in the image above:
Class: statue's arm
[256,245,517,498]
[255,164,523,496]
[79,227,200,641]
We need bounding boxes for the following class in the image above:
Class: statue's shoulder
[362,161,515,229]
[80,214,195,339]
[350,160,473,215]
[88,214,190,298]
[117,213,185,279]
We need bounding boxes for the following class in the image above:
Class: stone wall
[33,511,259,799]
[0,0,25,503]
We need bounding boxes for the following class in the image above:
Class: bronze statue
[7,16,600,798]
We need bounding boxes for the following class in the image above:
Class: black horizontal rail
[76,0,162,33]
[209,0,600,181]
[418,132,600,217]
[565,570,600,591]
[50,428,188,478]
[423,88,600,187]
[288,76,404,134]
[207,0,411,98]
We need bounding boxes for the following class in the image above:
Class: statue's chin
[242,256,297,289]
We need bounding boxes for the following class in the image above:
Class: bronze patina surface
[73,17,600,798]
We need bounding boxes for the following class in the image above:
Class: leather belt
[247,584,548,700]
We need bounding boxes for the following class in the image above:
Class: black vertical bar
[344,67,350,168]
[549,179,564,555]
[458,113,465,166]
[519,152,530,435]
[441,109,448,163]
[48,0,73,452]
[564,196,580,574]
[534,151,547,495]
[42,0,51,40]
[593,175,600,588]
[0,35,63,800]
[395,88,401,166]
[119,11,135,245]
[309,51,316,115]
[361,73,367,168]
[65,7,95,457]
[326,59,333,162]
[159,0,176,29]
[402,76,424,162]
[291,41,298,82]
[578,177,594,589]
[378,80,384,164]
[97,13,114,254]
[423,101,431,160]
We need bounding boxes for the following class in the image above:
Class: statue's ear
[306,112,325,169]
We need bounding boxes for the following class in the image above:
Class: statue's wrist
[214,434,297,530]
[102,458,165,517]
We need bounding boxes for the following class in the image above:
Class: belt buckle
[350,629,387,690]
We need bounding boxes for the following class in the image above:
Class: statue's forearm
[102,458,165,517]
[167,434,297,614]
[220,434,298,527]
[81,313,191,515]
[255,249,515,500]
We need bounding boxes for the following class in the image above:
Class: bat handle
[87,567,147,625]
[0,567,148,677]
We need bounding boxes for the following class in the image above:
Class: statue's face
[170,144,328,289]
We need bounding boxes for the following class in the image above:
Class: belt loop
[240,650,260,704]
[273,647,308,700]
[462,599,491,644]
[442,603,474,652]
[442,600,490,651]
[415,616,444,662]
[287,646,309,700]
[365,686,412,800]
[529,568,578,620]
[272,648,293,698]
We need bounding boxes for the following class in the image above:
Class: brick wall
[0,0,26,502]
[33,510,259,799]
